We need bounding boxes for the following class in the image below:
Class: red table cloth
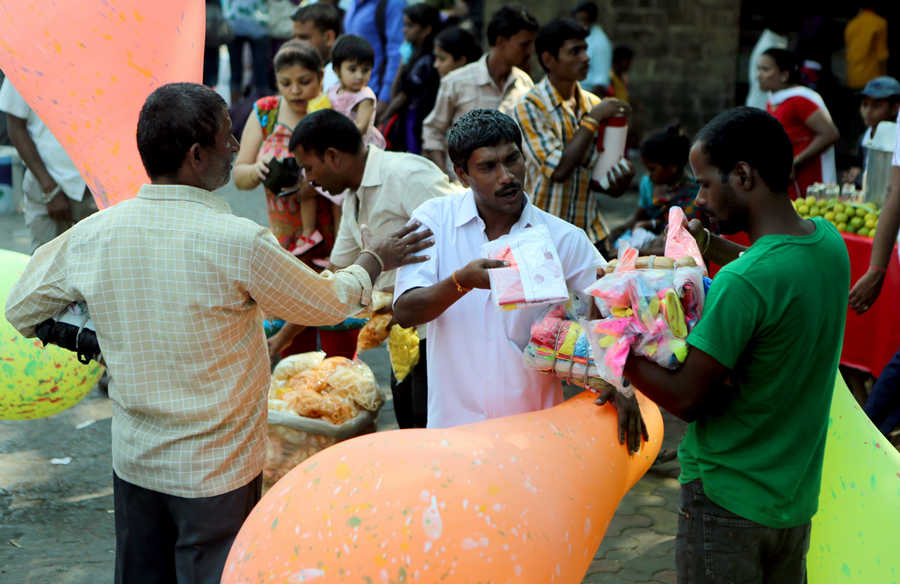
[710,232,900,378]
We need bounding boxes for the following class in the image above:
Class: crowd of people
[2,2,900,584]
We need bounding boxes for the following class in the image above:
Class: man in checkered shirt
[5,82,431,584]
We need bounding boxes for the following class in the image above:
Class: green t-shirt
[679,218,850,528]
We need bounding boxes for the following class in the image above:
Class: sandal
[290,230,323,256]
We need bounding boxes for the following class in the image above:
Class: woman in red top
[758,48,839,199]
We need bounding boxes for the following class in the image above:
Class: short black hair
[694,107,794,193]
[447,109,523,172]
[486,5,539,47]
[435,26,482,64]
[331,34,375,70]
[535,19,588,72]
[274,39,322,74]
[640,123,692,169]
[613,45,634,63]
[761,47,801,85]
[137,83,225,178]
[289,109,363,156]
[291,2,341,35]
[573,1,598,23]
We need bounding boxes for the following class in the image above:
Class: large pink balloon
[223,391,663,583]
[0,1,205,208]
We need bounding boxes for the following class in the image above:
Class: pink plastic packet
[664,206,706,274]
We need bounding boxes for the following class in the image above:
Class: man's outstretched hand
[594,383,649,454]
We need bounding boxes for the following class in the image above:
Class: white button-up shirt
[394,190,603,428]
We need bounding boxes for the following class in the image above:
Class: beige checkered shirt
[5,184,373,497]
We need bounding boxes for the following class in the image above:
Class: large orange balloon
[223,391,662,583]
[0,1,205,208]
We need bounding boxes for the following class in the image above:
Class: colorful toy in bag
[584,238,706,396]
[482,225,569,310]
[665,206,707,274]
[522,304,605,390]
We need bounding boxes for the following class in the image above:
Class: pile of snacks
[268,352,381,424]
[265,352,383,489]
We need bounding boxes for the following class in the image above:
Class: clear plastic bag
[265,353,384,490]
[582,246,707,396]
[481,224,568,310]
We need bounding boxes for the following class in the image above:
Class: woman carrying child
[233,39,336,262]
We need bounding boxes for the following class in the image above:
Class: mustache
[495,183,522,197]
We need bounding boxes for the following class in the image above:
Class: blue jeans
[676,480,810,584]
[864,346,900,436]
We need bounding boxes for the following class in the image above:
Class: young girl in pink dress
[327,34,386,149]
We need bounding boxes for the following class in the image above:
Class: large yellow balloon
[223,390,662,583]
[0,0,204,208]
[1,250,104,420]
[807,376,900,582]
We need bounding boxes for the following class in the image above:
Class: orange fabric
[845,10,889,89]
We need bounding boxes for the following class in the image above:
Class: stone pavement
[0,181,689,583]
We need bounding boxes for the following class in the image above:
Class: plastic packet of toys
[582,246,706,396]
[481,224,568,310]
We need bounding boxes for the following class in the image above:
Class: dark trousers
[113,473,262,584]
[390,339,428,428]
[676,480,810,584]
[864,346,900,436]
[227,35,271,96]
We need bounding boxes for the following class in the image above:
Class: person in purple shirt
[343,0,405,108]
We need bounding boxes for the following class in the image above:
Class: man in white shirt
[421,5,538,176]
[292,3,341,93]
[0,78,97,251]
[288,109,464,428]
[392,109,645,451]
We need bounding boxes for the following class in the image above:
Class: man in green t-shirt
[621,107,850,583]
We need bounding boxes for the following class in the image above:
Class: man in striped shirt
[514,19,630,251]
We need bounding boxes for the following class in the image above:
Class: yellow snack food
[388,325,420,382]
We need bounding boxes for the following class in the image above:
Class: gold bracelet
[580,115,600,133]
[451,270,471,293]
[359,249,384,272]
